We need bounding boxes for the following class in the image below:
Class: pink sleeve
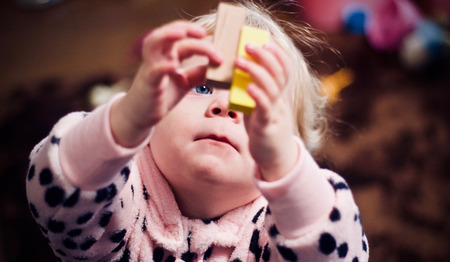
[254,137,335,239]
[59,93,152,190]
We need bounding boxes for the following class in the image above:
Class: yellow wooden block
[229,26,270,115]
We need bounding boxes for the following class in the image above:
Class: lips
[195,134,238,151]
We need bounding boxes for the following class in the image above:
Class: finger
[154,20,206,41]
[174,63,208,90]
[245,42,288,91]
[235,57,279,102]
[142,21,207,53]
[165,20,207,39]
[246,82,272,121]
[175,38,223,65]
[142,60,178,87]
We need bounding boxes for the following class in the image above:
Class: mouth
[195,134,238,152]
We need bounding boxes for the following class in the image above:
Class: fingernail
[235,57,248,68]
[246,43,257,53]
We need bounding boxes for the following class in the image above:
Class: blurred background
[0,0,449,261]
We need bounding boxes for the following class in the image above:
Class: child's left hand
[234,41,299,182]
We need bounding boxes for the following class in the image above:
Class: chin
[190,157,253,186]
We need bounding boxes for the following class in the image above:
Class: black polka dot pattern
[276,245,297,261]
[111,240,125,253]
[262,243,271,262]
[62,238,77,249]
[134,210,140,224]
[252,207,265,224]
[201,216,221,225]
[109,229,127,243]
[165,255,176,262]
[269,225,279,237]
[141,216,147,232]
[99,211,113,228]
[45,186,66,207]
[328,178,350,191]
[63,188,80,208]
[329,207,341,222]
[337,242,348,258]
[95,184,117,203]
[77,212,94,225]
[27,165,35,181]
[142,185,149,201]
[67,229,82,237]
[120,166,130,182]
[48,219,65,233]
[249,229,262,261]
[181,232,197,262]
[319,233,336,255]
[116,247,130,262]
[181,250,197,262]
[80,236,97,251]
[39,168,53,185]
[51,135,61,145]
[130,185,134,200]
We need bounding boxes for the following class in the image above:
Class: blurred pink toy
[298,0,378,33]
[366,0,422,51]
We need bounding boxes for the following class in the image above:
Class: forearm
[255,137,369,261]
[255,137,335,238]
[110,87,154,148]
[60,94,152,190]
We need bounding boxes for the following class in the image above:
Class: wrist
[110,95,152,148]
[259,137,299,182]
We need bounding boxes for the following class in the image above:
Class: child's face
[149,56,259,201]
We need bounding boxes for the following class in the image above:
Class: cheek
[149,110,195,169]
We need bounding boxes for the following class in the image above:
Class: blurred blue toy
[400,19,447,70]
[342,2,372,35]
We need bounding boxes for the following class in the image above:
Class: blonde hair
[193,0,329,151]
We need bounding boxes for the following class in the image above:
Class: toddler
[26,1,369,261]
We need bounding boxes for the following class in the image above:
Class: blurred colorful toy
[365,0,422,51]
[320,68,354,103]
[342,2,372,35]
[400,19,447,70]
[298,0,378,33]
[299,0,449,71]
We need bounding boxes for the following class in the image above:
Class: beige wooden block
[205,3,246,88]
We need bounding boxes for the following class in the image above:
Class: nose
[206,91,240,121]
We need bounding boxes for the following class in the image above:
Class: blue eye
[192,85,212,95]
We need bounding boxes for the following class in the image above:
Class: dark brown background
[1,0,449,261]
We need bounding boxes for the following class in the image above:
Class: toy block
[229,26,270,115]
[205,3,245,88]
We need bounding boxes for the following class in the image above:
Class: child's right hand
[110,21,223,147]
